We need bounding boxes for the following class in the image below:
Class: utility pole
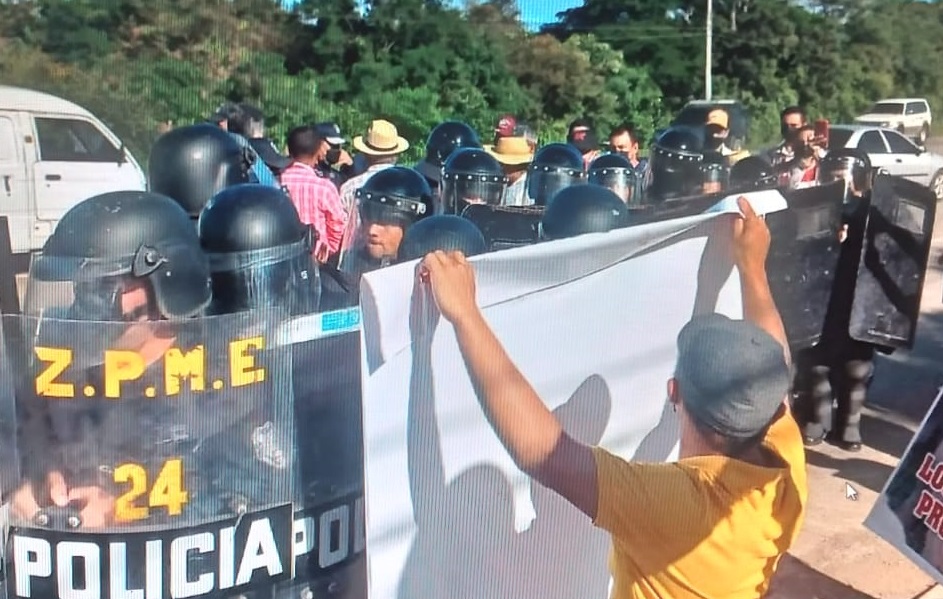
[705,0,713,100]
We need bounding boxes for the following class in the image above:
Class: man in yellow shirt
[418,197,807,599]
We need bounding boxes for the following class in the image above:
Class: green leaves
[4,0,943,158]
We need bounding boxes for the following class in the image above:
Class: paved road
[767,139,943,598]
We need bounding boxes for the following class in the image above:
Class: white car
[854,98,932,145]
[829,124,943,200]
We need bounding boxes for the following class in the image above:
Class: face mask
[781,124,792,139]
[325,147,342,165]
[798,144,815,158]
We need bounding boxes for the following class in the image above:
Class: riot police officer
[440,148,508,215]
[148,123,252,219]
[794,148,877,451]
[728,156,780,192]
[645,127,704,202]
[415,121,483,193]
[819,147,874,201]
[198,184,322,317]
[588,153,640,205]
[15,191,214,527]
[398,215,488,263]
[527,143,586,206]
[198,184,367,598]
[538,184,630,241]
[338,166,435,279]
[700,151,730,195]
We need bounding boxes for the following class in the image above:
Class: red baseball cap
[495,114,517,137]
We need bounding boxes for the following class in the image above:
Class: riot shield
[2,310,297,599]
[270,307,367,599]
[849,173,937,349]
[766,182,845,350]
[0,320,20,599]
[460,204,544,252]
[629,191,727,226]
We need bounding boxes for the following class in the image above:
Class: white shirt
[340,163,394,216]
[502,175,531,207]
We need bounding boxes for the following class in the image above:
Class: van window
[0,117,16,163]
[34,117,120,163]
[906,102,925,115]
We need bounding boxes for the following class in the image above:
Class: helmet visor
[441,177,507,213]
[588,169,639,205]
[206,239,320,317]
[26,243,210,321]
[26,252,137,321]
[527,168,585,206]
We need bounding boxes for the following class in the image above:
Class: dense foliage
[1,0,941,163]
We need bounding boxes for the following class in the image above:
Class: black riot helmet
[539,184,630,241]
[818,148,873,196]
[440,148,509,215]
[646,127,704,202]
[398,215,487,263]
[198,184,320,317]
[27,191,212,321]
[729,156,779,192]
[588,153,640,206]
[527,143,586,206]
[149,123,253,219]
[357,166,436,227]
[415,121,483,184]
[699,152,730,194]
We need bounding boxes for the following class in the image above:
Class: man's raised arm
[418,251,599,520]
[732,197,792,366]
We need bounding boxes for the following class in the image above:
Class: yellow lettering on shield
[34,347,74,398]
[230,336,266,387]
[104,350,145,398]
[164,346,205,395]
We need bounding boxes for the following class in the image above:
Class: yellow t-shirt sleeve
[762,407,809,503]
[592,446,707,539]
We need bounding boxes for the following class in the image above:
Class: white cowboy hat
[353,119,410,156]
[483,136,534,166]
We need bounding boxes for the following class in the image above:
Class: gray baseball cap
[675,314,791,439]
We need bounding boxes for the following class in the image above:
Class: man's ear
[667,378,679,406]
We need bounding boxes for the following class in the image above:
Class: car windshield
[867,102,905,115]
[672,106,710,126]
[828,128,852,150]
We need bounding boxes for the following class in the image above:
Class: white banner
[359,192,787,599]
[866,386,943,584]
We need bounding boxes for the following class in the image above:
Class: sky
[517,0,582,29]
[281,0,584,30]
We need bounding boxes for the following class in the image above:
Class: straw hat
[484,136,534,165]
[353,119,410,156]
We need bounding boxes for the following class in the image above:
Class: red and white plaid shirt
[280,161,347,255]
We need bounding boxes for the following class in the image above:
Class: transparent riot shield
[849,173,937,349]
[269,307,367,599]
[0,321,21,599]
[2,310,297,599]
[460,204,544,252]
[767,182,845,350]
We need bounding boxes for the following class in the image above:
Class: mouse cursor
[845,483,859,501]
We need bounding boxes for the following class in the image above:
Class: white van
[0,86,147,266]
